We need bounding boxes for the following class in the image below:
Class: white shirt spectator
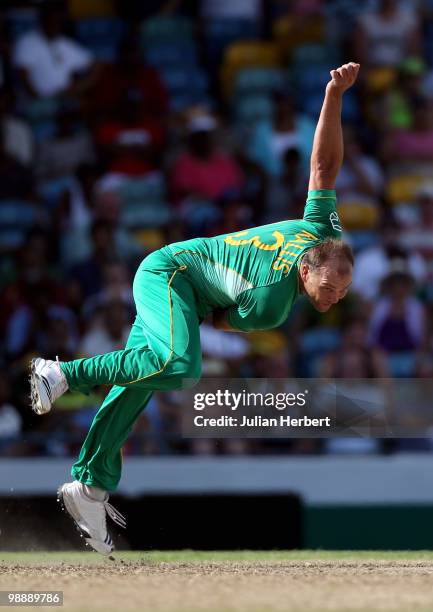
[13,30,93,97]
[352,247,427,301]
[357,8,418,67]
[0,403,22,438]
[79,325,130,357]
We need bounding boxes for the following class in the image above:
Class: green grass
[1,550,433,565]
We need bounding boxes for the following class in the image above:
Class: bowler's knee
[165,354,202,389]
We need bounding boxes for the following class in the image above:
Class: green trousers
[60,251,201,491]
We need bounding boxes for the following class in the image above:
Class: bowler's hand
[327,62,360,94]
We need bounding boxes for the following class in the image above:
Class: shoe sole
[57,485,114,557]
[29,359,50,415]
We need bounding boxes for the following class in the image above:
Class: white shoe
[58,481,126,556]
[30,357,69,415]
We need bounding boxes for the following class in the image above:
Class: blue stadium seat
[141,16,194,42]
[235,94,274,124]
[347,231,379,252]
[292,43,342,68]
[6,8,38,41]
[38,177,74,210]
[295,66,331,96]
[145,42,198,68]
[300,327,341,355]
[121,201,172,228]
[0,200,37,250]
[121,173,165,204]
[204,18,260,65]
[159,66,209,94]
[234,67,287,96]
[387,352,416,378]
[75,17,126,61]
[169,93,215,112]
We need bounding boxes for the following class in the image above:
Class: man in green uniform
[30,62,359,554]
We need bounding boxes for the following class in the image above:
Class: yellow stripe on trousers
[122,265,187,386]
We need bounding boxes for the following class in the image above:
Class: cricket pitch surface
[2,550,433,612]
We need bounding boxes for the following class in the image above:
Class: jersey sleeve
[226,285,287,332]
[302,189,342,237]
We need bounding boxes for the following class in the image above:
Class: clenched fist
[327,62,360,94]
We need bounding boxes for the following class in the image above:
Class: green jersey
[162,189,342,331]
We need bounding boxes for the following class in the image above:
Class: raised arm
[308,62,360,191]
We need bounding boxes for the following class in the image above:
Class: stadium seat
[38,176,74,210]
[338,201,379,230]
[386,175,425,206]
[120,174,172,228]
[272,15,325,57]
[204,18,261,65]
[0,200,37,251]
[159,66,209,95]
[223,41,280,69]
[140,16,194,43]
[234,94,274,125]
[121,173,165,203]
[387,352,417,378]
[347,230,379,252]
[169,93,215,112]
[221,41,281,99]
[6,8,38,41]
[69,0,115,19]
[145,42,198,69]
[75,17,126,61]
[291,43,341,68]
[234,67,287,97]
[300,327,341,355]
[121,202,171,229]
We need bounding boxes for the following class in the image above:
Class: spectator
[381,56,426,129]
[352,221,427,301]
[336,126,384,201]
[320,316,389,378]
[68,219,124,299]
[368,269,425,352]
[0,87,34,165]
[354,0,421,72]
[78,299,131,357]
[265,147,308,223]
[0,138,34,200]
[94,97,161,177]
[397,182,433,271]
[0,372,22,439]
[12,2,98,99]
[382,96,433,171]
[37,105,94,179]
[170,114,244,202]
[81,261,134,320]
[90,39,168,120]
[246,90,315,176]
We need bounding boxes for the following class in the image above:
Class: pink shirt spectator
[171,151,243,201]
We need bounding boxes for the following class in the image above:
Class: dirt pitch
[2,551,433,612]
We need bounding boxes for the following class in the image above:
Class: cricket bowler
[29,63,359,554]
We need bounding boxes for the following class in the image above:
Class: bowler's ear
[299,262,308,281]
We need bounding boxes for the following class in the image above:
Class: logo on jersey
[329,211,342,232]
[224,230,284,251]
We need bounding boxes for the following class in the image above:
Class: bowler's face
[302,264,352,312]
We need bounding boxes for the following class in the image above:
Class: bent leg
[68,263,201,491]
[61,264,200,394]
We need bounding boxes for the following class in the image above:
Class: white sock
[83,484,107,501]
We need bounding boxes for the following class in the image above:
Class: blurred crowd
[2,0,433,457]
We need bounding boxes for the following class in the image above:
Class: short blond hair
[302,238,354,274]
